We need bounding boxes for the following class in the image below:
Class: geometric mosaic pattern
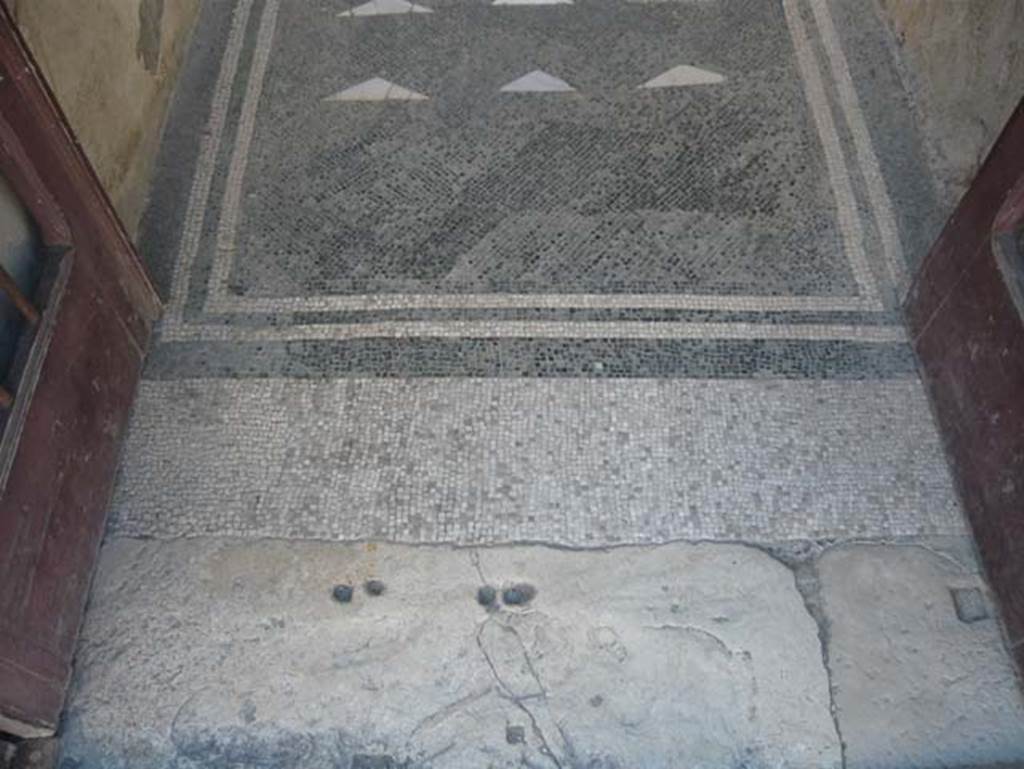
[113,0,963,544]
[157,0,909,352]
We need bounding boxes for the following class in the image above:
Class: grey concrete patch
[61,539,841,769]
[819,543,1024,769]
[952,586,991,625]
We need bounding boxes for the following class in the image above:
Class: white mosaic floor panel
[109,377,965,543]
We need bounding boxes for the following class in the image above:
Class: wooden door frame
[0,4,160,737]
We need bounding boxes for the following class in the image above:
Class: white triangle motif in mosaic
[338,0,433,16]
[499,70,575,93]
[640,65,726,89]
[324,78,429,102]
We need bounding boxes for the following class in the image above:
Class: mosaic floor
[115,0,962,544]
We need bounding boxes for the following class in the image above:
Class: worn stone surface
[61,539,842,769]
[819,543,1024,769]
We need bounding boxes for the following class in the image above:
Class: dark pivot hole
[332,584,354,604]
[503,583,537,606]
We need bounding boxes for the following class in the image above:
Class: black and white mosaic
[221,0,854,300]
[109,378,964,543]
[139,0,931,366]
[114,0,963,543]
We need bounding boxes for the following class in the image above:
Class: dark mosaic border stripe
[137,0,240,301]
[143,337,917,379]
[821,0,946,273]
